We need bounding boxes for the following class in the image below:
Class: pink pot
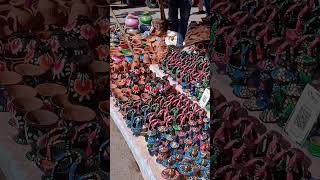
[125,13,139,28]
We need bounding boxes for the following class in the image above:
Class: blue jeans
[204,0,210,16]
[168,0,192,47]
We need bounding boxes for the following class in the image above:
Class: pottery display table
[0,112,41,180]
[150,64,210,117]
[110,99,163,180]
[212,68,320,179]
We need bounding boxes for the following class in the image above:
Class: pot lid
[12,97,43,111]
[25,109,59,127]
[63,105,96,122]
[0,71,22,85]
[7,85,37,98]
[14,64,46,76]
[36,83,67,97]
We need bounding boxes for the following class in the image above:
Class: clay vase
[68,0,91,24]
[24,109,59,161]
[7,0,34,32]
[11,96,43,145]
[36,0,67,28]
[125,12,139,28]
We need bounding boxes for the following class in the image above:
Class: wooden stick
[110,7,135,55]
[158,0,166,20]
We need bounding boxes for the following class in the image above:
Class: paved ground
[110,1,206,25]
[110,119,143,180]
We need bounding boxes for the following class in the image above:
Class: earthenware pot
[0,71,22,112]
[139,11,152,25]
[14,63,46,87]
[12,96,43,144]
[24,109,59,161]
[7,0,34,32]
[125,12,139,28]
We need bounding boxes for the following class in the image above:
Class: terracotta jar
[24,109,59,161]
[36,0,67,28]
[7,0,34,32]
[68,0,91,25]
[11,96,43,144]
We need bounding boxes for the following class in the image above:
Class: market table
[110,100,163,180]
[212,67,320,179]
[0,112,41,180]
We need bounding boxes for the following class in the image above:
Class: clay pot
[0,70,22,85]
[12,96,43,144]
[112,88,122,98]
[125,12,139,28]
[130,94,140,101]
[68,1,91,24]
[7,0,34,32]
[14,63,46,87]
[143,53,150,64]
[36,0,67,27]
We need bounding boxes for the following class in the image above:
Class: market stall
[0,0,108,179]
[211,0,320,179]
[110,9,210,179]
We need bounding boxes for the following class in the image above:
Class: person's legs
[204,0,210,16]
[177,0,192,47]
[198,0,204,11]
[167,0,179,32]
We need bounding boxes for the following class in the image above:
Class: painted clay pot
[36,83,67,111]
[6,84,37,125]
[7,0,34,32]
[11,96,43,144]
[14,63,46,87]
[0,71,22,112]
[24,109,59,161]
[36,0,67,28]
[125,13,139,28]
[139,11,152,25]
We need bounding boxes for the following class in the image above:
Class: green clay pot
[140,11,152,25]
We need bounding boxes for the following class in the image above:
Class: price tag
[285,84,320,145]
[199,88,210,108]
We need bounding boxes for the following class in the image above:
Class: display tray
[110,99,163,180]
[212,69,320,179]
[0,112,41,180]
[150,64,210,117]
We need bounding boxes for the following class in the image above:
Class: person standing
[167,0,192,47]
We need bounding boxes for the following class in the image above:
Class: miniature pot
[62,105,96,126]
[14,63,46,87]
[12,96,43,144]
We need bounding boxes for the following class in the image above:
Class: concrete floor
[110,119,143,180]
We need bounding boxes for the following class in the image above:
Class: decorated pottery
[139,11,152,25]
[125,12,139,28]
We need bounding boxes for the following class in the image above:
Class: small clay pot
[12,96,43,145]
[14,63,46,87]
[7,84,37,99]
[36,83,67,97]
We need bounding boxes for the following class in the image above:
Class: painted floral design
[145,85,151,92]
[97,18,109,35]
[132,85,140,94]
[10,38,23,55]
[80,24,96,40]
[96,45,108,61]
[69,73,95,103]
[39,54,54,70]
[48,37,60,53]
[64,21,76,32]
